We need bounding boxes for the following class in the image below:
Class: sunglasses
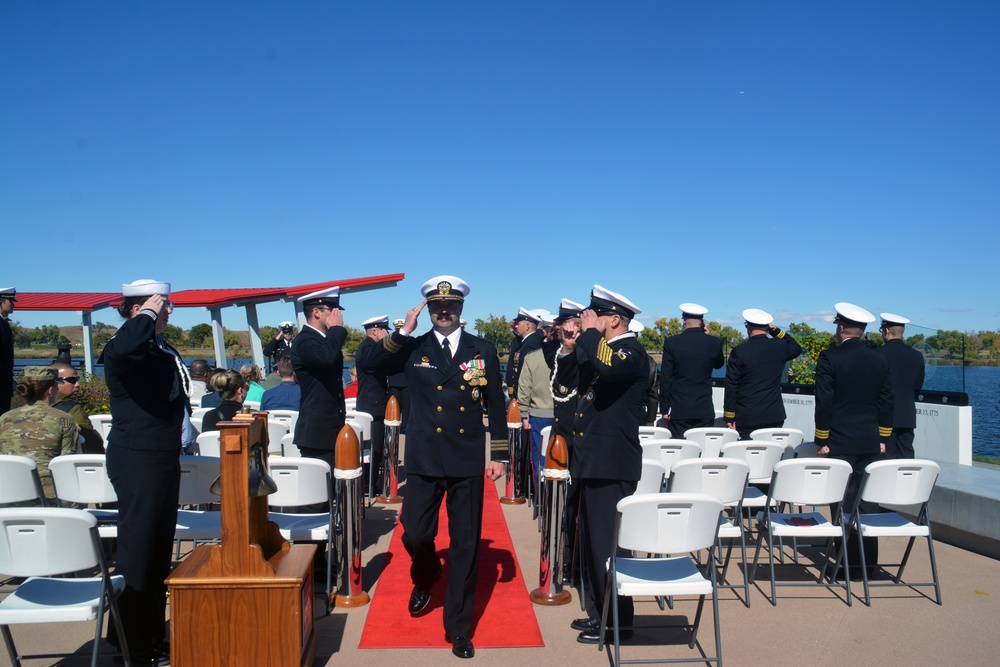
[57,377,81,385]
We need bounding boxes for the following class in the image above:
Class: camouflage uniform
[52,394,105,453]
[0,402,79,499]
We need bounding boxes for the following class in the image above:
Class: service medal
[464,370,474,381]
[471,388,481,401]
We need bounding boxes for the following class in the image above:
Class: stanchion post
[500,399,526,505]
[334,424,370,608]
[530,434,572,605]
[377,395,403,504]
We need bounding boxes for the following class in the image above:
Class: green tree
[260,326,279,343]
[788,332,835,384]
[58,335,71,345]
[223,328,242,348]
[188,323,213,347]
[35,324,62,346]
[343,326,366,357]
[94,321,112,332]
[9,321,33,348]
[161,324,185,347]
[474,314,513,356]
[93,330,112,349]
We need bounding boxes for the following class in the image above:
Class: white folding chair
[190,407,213,433]
[848,459,942,606]
[683,427,739,458]
[635,458,667,495]
[280,433,301,458]
[750,427,806,459]
[174,456,222,556]
[48,455,119,539]
[669,458,753,607]
[344,397,357,412]
[266,420,289,455]
[267,456,335,611]
[0,508,129,667]
[268,409,299,435]
[87,414,113,449]
[244,401,261,411]
[195,431,221,457]
[638,426,672,441]
[347,411,374,501]
[721,441,786,528]
[750,458,854,606]
[0,455,46,506]
[599,493,725,667]
[640,439,702,481]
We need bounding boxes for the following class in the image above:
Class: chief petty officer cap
[298,286,344,310]
[880,312,910,327]
[554,298,585,322]
[0,286,16,301]
[362,315,390,330]
[279,321,295,330]
[833,302,875,327]
[628,319,645,333]
[421,275,468,302]
[21,366,58,381]
[122,279,170,296]
[743,308,774,326]
[590,285,641,319]
[512,307,542,324]
[679,303,708,319]
[537,310,555,328]
[393,318,405,329]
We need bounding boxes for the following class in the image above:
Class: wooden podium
[167,412,318,667]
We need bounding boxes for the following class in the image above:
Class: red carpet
[358,477,544,649]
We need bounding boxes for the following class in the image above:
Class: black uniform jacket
[659,328,724,420]
[0,316,12,410]
[262,337,293,361]
[878,339,925,429]
[723,329,802,427]
[364,328,507,478]
[814,337,894,455]
[551,345,580,447]
[291,324,347,451]
[354,336,395,419]
[100,314,187,451]
[562,329,647,482]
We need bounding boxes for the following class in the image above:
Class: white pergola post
[209,307,227,369]
[79,311,95,375]
[294,300,306,328]
[245,303,265,371]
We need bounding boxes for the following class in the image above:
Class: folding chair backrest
[267,421,289,455]
[280,433,301,458]
[669,458,750,505]
[769,458,853,507]
[190,407,213,432]
[0,507,100,577]
[638,426,672,441]
[178,455,221,506]
[750,428,806,459]
[641,439,702,477]
[344,398,357,412]
[268,410,299,433]
[196,431,221,457]
[859,459,940,506]
[87,414,114,443]
[636,458,667,495]
[48,455,118,505]
[0,455,45,505]
[683,427,739,458]
[267,457,332,507]
[616,493,724,554]
[346,411,373,440]
[244,401,261,411]
[721,441,785,483]
[540,426,552,459]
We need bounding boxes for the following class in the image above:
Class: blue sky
[3,1,998,336]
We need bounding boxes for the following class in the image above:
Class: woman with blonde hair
[202,369,247,431]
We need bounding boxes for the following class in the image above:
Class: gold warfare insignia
[616,350,627,361]
[422,356,430,363]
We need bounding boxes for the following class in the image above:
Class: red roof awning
[12,292,122,312]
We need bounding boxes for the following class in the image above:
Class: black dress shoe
[114,648,170,665]
[571,617,600,631]
[577,628,632,644]
[408,585,432,616]
[446,634,475,659]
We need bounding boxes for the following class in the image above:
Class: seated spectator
[49,362,104,453]
[189,359,212,409]
[239,364,266,403]
[0,366,79,499]
[261,356,300,411]
[344,364,359,399]
[202,370,247,432]
[200,367,227,408]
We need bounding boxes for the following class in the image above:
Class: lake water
[14,358,1000,457]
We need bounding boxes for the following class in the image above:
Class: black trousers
[736,421,783,441]
[401,472,485,637]
[831,452,883,572]
[666,416,714,439]
[579,478,638,625]
[105,446,180,654]
[886,428,915,459]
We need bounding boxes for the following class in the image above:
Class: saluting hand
[580,309,599,332]
[325,307,344,329]
[140,294,167,315]
[403,301,426,334]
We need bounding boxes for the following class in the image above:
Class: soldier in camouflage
[0,366,79,499]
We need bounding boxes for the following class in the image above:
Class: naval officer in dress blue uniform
[723,309,803,440]
[291,286,347,468]
[354,314,396,492]
[362,275,507,659]
[815,302,894,576]
[558,286,648,643]
[877,313,925,459]
[659,303,725,439]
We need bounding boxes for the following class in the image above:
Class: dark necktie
[441,337,451,358]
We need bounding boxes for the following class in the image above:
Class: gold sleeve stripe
[879,427,893,437]
[596,338,613,366]
[724,411,736,418]
[776,330,785,338]
[383,337,401,353]
[814,429,830,440]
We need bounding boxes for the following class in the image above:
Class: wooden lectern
[167,412,318,667]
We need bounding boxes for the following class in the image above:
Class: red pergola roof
[14,274,406,312]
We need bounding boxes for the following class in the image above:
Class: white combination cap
[421,275,469,301]
[362,315,389,329]
[555,298,585,321]
[679,303,708,318]
[298,286,343,310]
[279,321,294,328]
[122,279,171,297]
[537,310,555,327]
[880,312,910,326]
[628,319,646,333]
[742,308,774,326]
[834,302,875,325]
[590,285,641,319]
